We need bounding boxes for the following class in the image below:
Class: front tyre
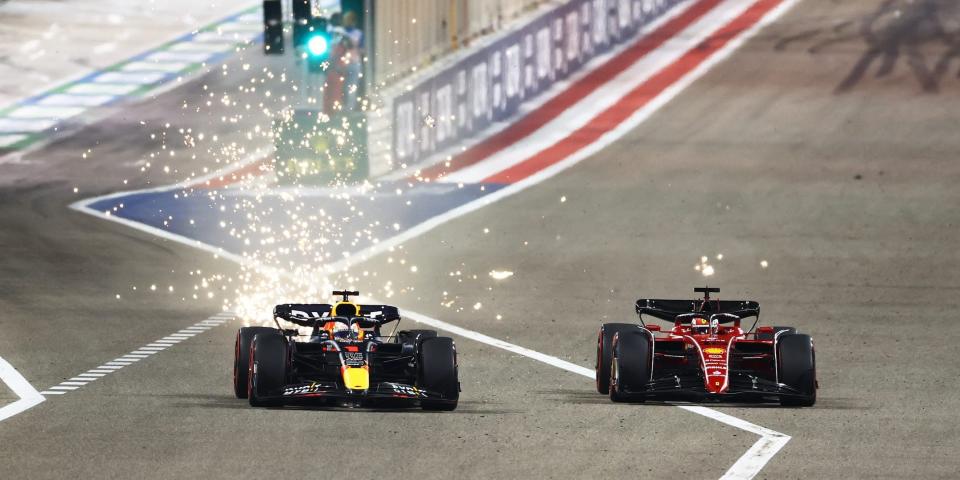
[778,334,816,407]
[234,326,278,398]
[596,323,639,394]
[248,332,287,407]
[609,331,652,403]
[418,337,459,411]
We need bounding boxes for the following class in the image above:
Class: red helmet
[691,317,709,335]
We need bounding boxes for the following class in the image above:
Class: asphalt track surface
[2,0,960,478]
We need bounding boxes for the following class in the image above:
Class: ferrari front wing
[621,371,808,401]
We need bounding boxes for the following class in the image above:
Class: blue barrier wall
[391,0,683,167]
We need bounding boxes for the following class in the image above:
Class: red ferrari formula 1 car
[596,287,816,406]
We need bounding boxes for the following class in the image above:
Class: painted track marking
[0,356,45,422]
[37,314,234,396]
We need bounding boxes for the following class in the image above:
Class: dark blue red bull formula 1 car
[596,287,816,406]
[233,291,459,410]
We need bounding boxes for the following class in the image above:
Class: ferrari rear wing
[635,299,759,323]
[274,303,401,326]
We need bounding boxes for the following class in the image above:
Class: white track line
[0,356,45,422]
[67,0,800,476]
[38,312,236,397]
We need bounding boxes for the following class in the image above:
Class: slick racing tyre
[596,323,639,394]
[248,332,287,407]
[398,329,437,347]
[757,326,796,341]
[777,334,816,407]
[417,337,459,411]
[609,331,652,403]
[234,327,278,398]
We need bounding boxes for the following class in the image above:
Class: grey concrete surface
[1,0,959,479]
[0,0,257,107]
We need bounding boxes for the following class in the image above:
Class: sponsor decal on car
[385,383,428,398]
[704,347,726,355]
[343,351,365,366]
[283,382,336,396]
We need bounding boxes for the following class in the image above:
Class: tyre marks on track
[38,312,236,396]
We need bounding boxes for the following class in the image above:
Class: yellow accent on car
[331,301,360,317]
[704,347,725,355]
[342,367,369,390]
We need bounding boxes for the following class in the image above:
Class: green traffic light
[306,34,330,58]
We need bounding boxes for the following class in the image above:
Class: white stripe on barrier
[146,51,215,64]
[65,83,141,96]
[0,134,28,148]
[92,72,167,85]
[121,61,192,74]
[191,32,248,44]
[36,94,118,107]
[167,42,232,54]
[6,106,86,120]
[0,118,59,133]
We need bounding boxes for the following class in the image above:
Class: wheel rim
[610,358,619,394]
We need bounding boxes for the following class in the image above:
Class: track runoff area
[48,0,804,478]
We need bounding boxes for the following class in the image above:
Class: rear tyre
[609,331,652,403]
[757,326,796,341]
[248,332,287,407]
[778,334,816,407]
[417,337,459,411]
[234,327,277,398]
[596,323,639,394]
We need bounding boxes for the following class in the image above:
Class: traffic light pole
[264,0,370,184]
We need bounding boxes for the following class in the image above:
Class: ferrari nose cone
[342,367,369,391]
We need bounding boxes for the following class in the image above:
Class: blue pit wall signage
[392,0,683,168]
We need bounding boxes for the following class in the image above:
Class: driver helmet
[328,321,362,341]
[691,317,709,335]
[324,320,348,338]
